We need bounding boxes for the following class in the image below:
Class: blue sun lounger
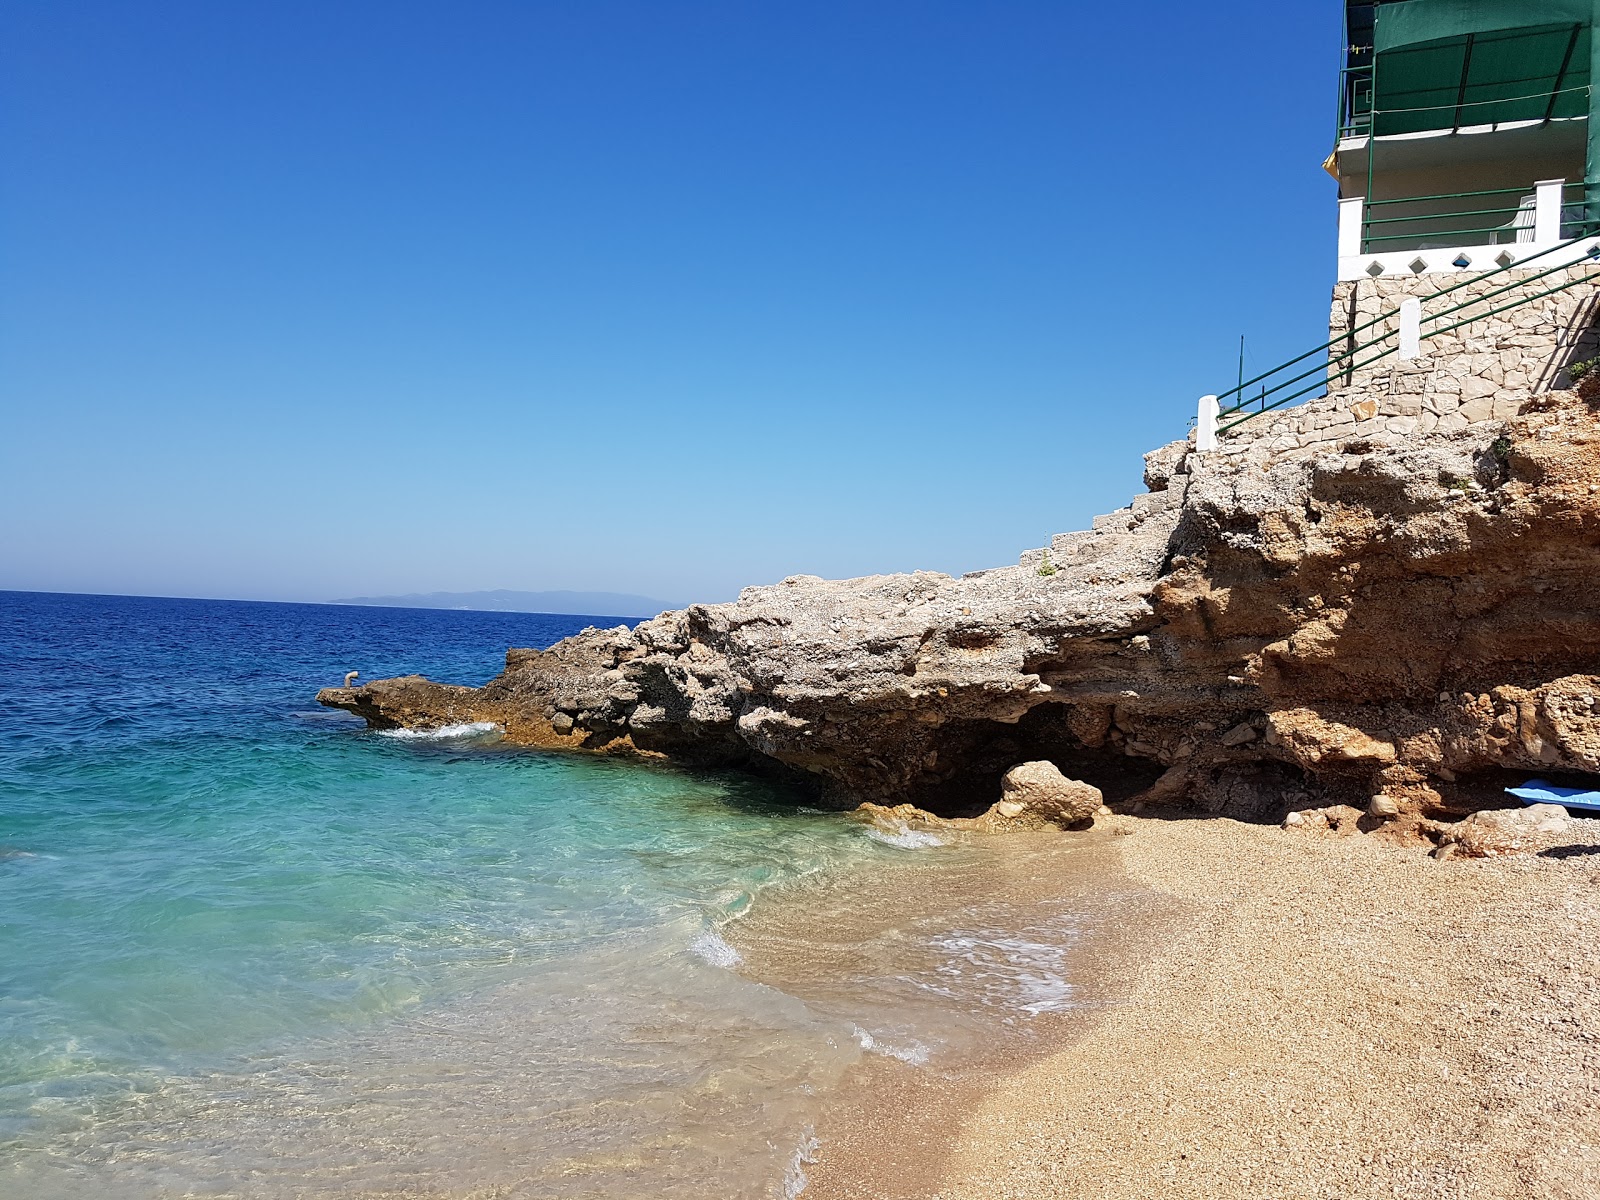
[1505,779,1600,813]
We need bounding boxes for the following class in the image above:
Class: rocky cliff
[319,388,1600,837]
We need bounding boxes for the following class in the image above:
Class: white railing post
[1197,394,1219,452]
[1535,178,1564,243]
[1338,196,1364,260]
[1399,298,1421,360]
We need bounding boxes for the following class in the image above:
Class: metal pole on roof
[1589,0,1600,229]
[1451,33,1477,134]
[1544,24,1583,125]
[1366,38,1377,257]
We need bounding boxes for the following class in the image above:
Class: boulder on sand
[999,761,1103,828]
[1442,804,1575,857]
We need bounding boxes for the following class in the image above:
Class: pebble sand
[806,816,1600,1200]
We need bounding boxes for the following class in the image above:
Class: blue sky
[1,1,1340,606]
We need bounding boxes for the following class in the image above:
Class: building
[1196,1,1600,455]
[1335,0,1596,279]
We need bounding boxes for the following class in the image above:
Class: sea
[0,590,1104,1199]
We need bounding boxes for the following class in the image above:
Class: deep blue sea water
[0,591,1089,1199]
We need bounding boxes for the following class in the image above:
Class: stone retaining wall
[1209,272,1600,464]
[1329,268,1600,398]
[1207,369,1521,465]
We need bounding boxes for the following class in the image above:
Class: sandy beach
[798,815,1600,1200]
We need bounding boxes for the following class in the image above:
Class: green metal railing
[1361,181,1592,253]
[1213,236,1600,437]
[1338,64,1374,140]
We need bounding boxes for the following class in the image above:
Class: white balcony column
[1535,178,1565,243]
[1399,298,1421,360]
[1196,394,1220,452]
[1338,196,1364,259]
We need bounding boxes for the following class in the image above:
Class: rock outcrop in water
[319,388,1600,835]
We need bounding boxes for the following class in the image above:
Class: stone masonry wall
[1329,269,1600,397]
[1206,271,1600,465]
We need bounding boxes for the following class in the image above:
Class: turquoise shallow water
[0,591,1089,1198]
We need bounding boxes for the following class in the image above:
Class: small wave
[688,928,743,969]
[850,1024,930,1066]
[865,824,944,850]
[375,722,501,741]
[782,1126,820,1199]
[708,856,841,931]
[926,928,1079,1016]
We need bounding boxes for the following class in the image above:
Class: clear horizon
[0,585,684,615]
[2,1,1337,606]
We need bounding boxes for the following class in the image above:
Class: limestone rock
[314,676,482,732]
[1443,804,1575,857]
[1219,722,1258,747]
[999,761,1103,827]
[317,388,1600,830]
[1267,710,1397,769]
[854,798,1044,835]
[1143,439,1189,491]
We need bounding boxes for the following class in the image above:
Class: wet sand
[730,822,1176,1196]
[787,815,1600,1200]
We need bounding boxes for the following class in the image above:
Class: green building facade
[1336,0,1600,276]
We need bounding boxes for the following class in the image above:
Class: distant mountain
[327,589,680,618]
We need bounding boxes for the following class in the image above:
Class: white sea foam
[376,722,501,741]
[926,926,1079,1016]
[688,928,743,968]
[850,1024,931,1066]
[782,1126,821,1199]
[864,824,945,850]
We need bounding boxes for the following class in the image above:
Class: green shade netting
[1375,0,1592,51]
[1369,0,1593,135]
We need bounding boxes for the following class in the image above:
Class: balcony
[1339,178,1600,279]
[1331,10,1597,278]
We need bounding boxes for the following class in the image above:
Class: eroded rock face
[318,390,1600,829]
